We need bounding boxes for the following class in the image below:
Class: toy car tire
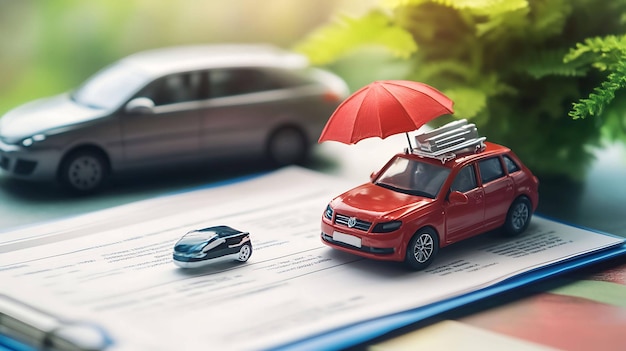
[404,227,439,270]
[59,149,109,194]
[503,196,532,236]
[236,243,252,262]
[266,126,308,165]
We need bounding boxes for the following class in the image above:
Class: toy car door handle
[472,193,484,203]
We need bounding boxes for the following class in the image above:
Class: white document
[0,167,623,350]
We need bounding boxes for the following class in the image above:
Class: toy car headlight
[371,220,402,233]
[21,134,46,147]
[324,204,334,220]
[174,251,207,259]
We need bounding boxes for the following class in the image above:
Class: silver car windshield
[72,63,150,110]
[375,156,451,198]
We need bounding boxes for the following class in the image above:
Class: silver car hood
[0,93,106,142]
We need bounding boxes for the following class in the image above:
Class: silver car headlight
[21,134,46,147]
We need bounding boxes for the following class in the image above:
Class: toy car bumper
[173,251,243,268]
[320,221,405,262]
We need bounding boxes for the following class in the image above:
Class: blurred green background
[0,0,376,228]
[0,0,625,235]
[0,0,374,115]
[4,0,625,182]
[296,0,626,181]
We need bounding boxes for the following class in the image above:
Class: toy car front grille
[334,213,372,231]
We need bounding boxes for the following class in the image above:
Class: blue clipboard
[273,241,626,351]
[1,209,624,351]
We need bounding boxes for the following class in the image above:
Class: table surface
[1,135,625,351]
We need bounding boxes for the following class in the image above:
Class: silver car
[0,45,348,193]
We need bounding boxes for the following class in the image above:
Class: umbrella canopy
[318,80,454,145]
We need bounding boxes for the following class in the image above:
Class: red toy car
[321,120,539,270]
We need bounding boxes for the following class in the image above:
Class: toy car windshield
[174,232,219,254]
[375,156,451,198]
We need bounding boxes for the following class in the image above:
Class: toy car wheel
[236,243,252,262]
[405,227,439,270]
[266,126,308,166]
[59,150,109,193]
[504,196,532,236]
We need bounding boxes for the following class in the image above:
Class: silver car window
[138,71,205,106]
[208,68,281,98]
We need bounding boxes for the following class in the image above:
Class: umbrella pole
[405,132,413,152]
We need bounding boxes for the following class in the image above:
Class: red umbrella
[318,80,454,148]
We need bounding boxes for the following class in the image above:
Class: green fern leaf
[384,0,527,15]
[516,49,588,79]
[475,8,529,38]
[564,35,626,67]
[565,35,626,119]
[294,11,417,65]
[409,60,477,83]
[443,87,487,119]
[526,0,572,39]
[387,0,529,38]
[569,62,626,119]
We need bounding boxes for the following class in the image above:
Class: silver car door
[120,72,201,166]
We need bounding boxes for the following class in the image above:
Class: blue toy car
[173,225,252,268]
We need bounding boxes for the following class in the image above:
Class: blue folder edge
[1,172,625,350]
[272,242,626,351]
[0,336,30,351]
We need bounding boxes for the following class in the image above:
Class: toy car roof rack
[412,119,486,163]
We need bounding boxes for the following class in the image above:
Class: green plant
[296,0,626,179]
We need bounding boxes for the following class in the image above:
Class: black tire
[266,126,308,166]
[236,243,252,262]
[503,196,532,236]
[59,149,109,194]
[405,227,439,270]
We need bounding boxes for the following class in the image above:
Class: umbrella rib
[379,84,421,130]
[354,86,378,140]
[380,83,453,130]
[384,81,454,114]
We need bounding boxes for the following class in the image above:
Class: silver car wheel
[61,152,107,192]
[267,127,307,165]
[413,233,434,263]
[511,202,529,231]
[67,156,103,190]
[504,196,532,236]
[405,227,439,270]
[236,243,252,262]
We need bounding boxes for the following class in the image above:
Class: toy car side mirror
[370,171,379,181]
[448,191,468,205]
[125,97,155,115]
